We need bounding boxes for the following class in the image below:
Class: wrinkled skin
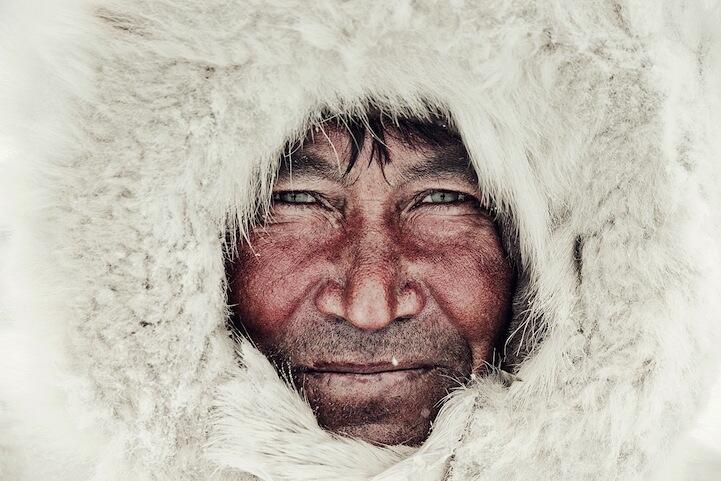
[228,127,514,446]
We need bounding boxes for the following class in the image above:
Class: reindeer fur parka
[1,1,721,480]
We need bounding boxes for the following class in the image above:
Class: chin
[330,420,431,447]
[297,368,454,446]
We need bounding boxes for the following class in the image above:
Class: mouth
[299,361,436,376]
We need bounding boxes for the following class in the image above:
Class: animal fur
[1,1,721,480]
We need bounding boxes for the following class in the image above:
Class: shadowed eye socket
[272,191,317,204]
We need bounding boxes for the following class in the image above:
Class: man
[226,113,515,445]
[1,2,720,481]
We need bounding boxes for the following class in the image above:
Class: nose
[314,230,425,331]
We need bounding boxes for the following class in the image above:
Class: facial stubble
[245,314,475,446]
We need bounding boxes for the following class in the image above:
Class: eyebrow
[397,147,478,185]
[275,145,478,186]
[276,153,347,184]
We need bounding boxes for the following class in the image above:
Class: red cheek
[402,218,513,344]
[231,223,339,336]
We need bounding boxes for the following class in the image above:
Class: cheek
[229,225,335,340]
[405,219,514,347]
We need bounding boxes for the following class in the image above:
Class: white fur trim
[1,1,721,480]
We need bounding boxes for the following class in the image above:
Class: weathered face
[228,125,514,446]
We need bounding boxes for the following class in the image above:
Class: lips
[299,361,436,375]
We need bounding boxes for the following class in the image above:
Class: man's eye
[419,190,470,205]
[272,191,317,204]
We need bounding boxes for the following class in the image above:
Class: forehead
[277,122,478,186]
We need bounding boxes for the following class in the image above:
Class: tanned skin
[228,124,514,446]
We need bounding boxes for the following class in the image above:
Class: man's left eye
[272,191,317,204]
[419,190,470,205]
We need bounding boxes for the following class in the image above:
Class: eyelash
[271,191,334,213]
[412,190,479,209]
[272,191,317,204]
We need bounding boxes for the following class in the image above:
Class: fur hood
[1,1,721,480]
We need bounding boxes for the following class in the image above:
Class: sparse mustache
[246,315,473,375]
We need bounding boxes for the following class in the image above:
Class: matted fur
[1,1,721,480]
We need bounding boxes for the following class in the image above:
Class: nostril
[315,280,346,319]
[396,281,425,318]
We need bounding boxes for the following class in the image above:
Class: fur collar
[1,1,721,480]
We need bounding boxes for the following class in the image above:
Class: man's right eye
[272,191,317,204]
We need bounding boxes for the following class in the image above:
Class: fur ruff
[1,1,721,480]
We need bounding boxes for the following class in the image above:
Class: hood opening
[221,102,542,415]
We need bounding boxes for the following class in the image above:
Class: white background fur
[2,1,721,480]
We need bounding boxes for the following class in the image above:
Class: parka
[1,1,721,480]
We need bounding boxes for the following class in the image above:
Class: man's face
[228,126,514,446]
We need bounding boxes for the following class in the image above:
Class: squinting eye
[419,190,469,204]
[272,191,317,204]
